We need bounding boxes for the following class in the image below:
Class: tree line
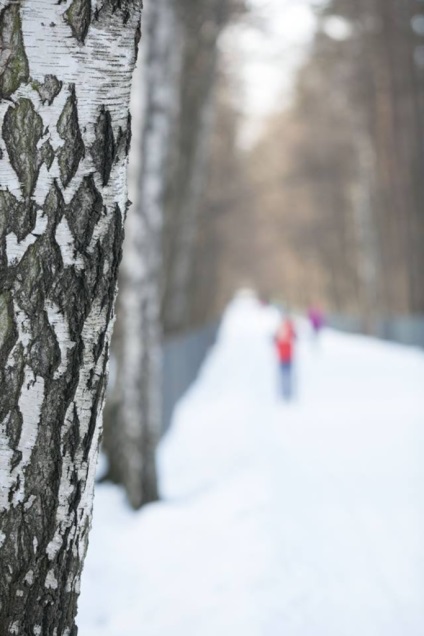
[197,0,424,328]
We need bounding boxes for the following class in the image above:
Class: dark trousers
[280,361,294,400]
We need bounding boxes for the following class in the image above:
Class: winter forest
[0,1,423,635]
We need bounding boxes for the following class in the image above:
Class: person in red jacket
[274,316,296,400]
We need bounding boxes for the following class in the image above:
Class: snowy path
[79,296,424,636]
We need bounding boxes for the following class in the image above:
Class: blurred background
[79,0,424,634]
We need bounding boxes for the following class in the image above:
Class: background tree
[188,67,257,325]
[103,0,238,508]
[0,3,141,633]
[161,0,235,335]
[102,0,180,509]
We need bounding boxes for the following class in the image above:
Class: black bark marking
[0,344,24,446]
[14,243,45,314]
[0,189,37,243]
[124,112,132,156]
[0,4,29,99]
[28,311,61,379]
[65,0,92,44]
[83,367,107,461]
[14,238,58,315]
[33,74,63,105]
[5,410,22,455]
[62,403,81,459]
[134,20,141,49]
[40,140,55,171]
[2,99,44,199]
[115,111,132,163]
[0,291,17,364]
[65,175,102,250]
[12,199,37,244]
[0,236,6,271]
[84,203,123,312]
[0,190,10,239]
[57,86,85,187]
[8,412,24,466]
[103,203,124,312]
[44,180,65,235]
[91,107,115,186]
[50,268,87,342]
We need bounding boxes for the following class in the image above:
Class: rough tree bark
[0,2,141,634]
[103,0,181,509]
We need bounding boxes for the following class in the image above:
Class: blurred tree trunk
[162,0,231,335]
[344,0,424,315]
[103,0,232,509]
[0,2,141,634]
[103,0,181,509]
[351,133,381,332]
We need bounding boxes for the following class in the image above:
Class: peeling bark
[0,2,141,634]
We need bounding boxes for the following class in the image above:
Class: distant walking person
[308,305,325,341]
[274,316,296,400]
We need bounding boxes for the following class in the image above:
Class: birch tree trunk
[103,0,231,506]
[0,2,141,634]
[103,0,181,508]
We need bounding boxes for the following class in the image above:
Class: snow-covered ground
[78,295,424,636]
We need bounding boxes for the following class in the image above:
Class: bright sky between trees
[223,0,352,146]
[222,0,317,145]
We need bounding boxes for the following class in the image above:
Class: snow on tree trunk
[103,0,182,509]
[0,2,141,633]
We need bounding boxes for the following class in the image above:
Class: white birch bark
[0,2,141,633]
